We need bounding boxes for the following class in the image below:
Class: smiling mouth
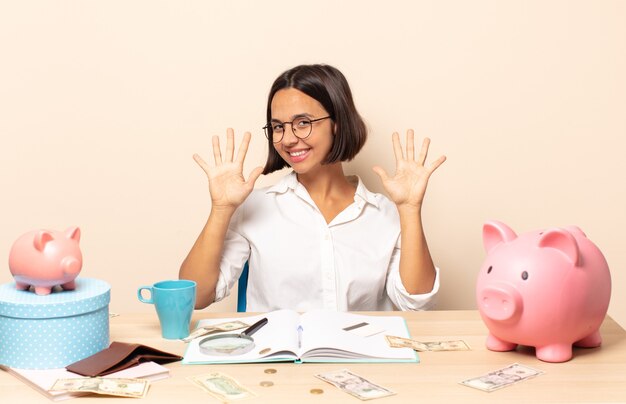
[285,148,311,164]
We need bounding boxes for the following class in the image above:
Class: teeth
[290,150,307,157]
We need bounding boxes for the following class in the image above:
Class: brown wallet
[66,342,183,376]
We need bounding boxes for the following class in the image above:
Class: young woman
[180,64,446,311]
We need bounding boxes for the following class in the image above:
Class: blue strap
[237,261,249,312]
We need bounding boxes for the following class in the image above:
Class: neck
[296,163,351,199]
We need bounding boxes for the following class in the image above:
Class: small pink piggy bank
[477,220,611,362]
[8,227,83,295]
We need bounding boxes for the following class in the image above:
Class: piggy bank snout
[61,256,82,275]
[478,284,523,322]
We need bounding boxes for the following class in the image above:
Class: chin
[280,157,307,174]
[290,165,308,175]
[282,161,308,175]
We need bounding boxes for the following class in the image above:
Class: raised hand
[193,128,263,210]
[372,130,446,210]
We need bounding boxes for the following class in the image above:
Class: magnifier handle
[243,317,268,337]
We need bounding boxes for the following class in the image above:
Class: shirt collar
[350,175,380,209]
[265,171,299,194]
[266,171,380,209]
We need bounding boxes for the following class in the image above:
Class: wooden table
[1,310,625,402]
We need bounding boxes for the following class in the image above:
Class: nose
[61,256,81,275]
[478,284,523,322]
[280,125,299,146]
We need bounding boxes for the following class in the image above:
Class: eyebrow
[270,113,315,123]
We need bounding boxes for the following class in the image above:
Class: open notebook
[183,309,418,364]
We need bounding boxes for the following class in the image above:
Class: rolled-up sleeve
[213,208,250,303]
[385,244,440,311]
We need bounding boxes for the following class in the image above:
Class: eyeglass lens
[266,117,313,143]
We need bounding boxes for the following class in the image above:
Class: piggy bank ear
[538,228,580,266]
[483,220,517,253]
[33,231,54,252]
[65,227,81,242]
[564,225,586,238]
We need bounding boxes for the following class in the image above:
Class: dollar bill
[50,377,149,398]
[420,340,470,351]
[183,320,249,342]
[315,369,395,401]
[190,372,256,400]
[385,335,470,351]
[460,363,544,392]
[212,320,250,332]
[385,335,429,351]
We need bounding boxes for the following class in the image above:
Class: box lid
[0,277,110,319]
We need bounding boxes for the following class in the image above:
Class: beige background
[1,1,624,327]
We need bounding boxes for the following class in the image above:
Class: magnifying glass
[198,317,268,356]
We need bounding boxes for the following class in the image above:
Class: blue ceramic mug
[137,280,196,339]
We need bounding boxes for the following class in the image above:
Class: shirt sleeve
[385,241,440,311]
[213,206,251,303]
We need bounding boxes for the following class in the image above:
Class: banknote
[190,372,256,400]
[50,377,149,398]
[183,320,249,342]
[385,335,470,351]
[420,340,470,351]
[460,363,544,392]
[385,335,429,351]
[315,369,395,401]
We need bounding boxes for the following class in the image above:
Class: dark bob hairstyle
[262,64,367,174]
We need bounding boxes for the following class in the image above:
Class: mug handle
[137,286,154,304]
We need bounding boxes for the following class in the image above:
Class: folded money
[183,320,249,342]
[189,371,256,400]
[385,335,470,351]
[50,377,150,398]
[316,369,395,401]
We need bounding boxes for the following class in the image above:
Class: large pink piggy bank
[477,220,611,362]
[8,227,83,295]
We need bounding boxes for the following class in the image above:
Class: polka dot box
[0,277,110,369]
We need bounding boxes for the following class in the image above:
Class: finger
[235,132,252,166]
[225,128,235,162]
[372,165,390,183]
[212,135,222,165]
[192,153,210,176]
[428,155,447,173]
[391,132,404,162]
[406,129,415,161]
[417,137,431,166]
[245,166,264,189]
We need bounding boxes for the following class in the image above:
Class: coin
[264,368,277,374]
[259,348,271,355]
[310,388,324,395]
[260,381,274,387]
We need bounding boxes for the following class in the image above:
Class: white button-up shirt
[214,172,440,311]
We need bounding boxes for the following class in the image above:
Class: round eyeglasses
[263,116,332,143]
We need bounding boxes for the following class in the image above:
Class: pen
[297,325,303,349]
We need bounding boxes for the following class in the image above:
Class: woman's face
[270,88,334,175]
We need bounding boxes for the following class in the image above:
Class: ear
[65,227,81,242]
[564,225,586,238]
[538,228,580,266]
[34,231,54,252]
[483,220,517,253]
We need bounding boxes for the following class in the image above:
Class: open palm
[373,130,446,209]
[194,129,263,210]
